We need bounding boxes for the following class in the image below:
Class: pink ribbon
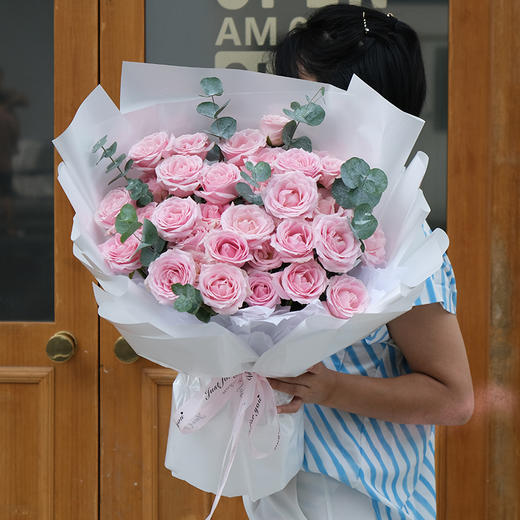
[174,372,280,520]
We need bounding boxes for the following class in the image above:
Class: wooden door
[98,5,247,518]
[0,1,99,519]
[96,2,520,520]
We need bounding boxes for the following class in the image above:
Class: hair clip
[362,11,369,34]
[387,12,395,18]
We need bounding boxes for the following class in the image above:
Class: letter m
[245,17,276,46]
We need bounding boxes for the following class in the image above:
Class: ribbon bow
[174,371,280,520]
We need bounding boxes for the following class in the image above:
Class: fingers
[307,363,324,374]
[268,378,303,397]
[277,396,303,414]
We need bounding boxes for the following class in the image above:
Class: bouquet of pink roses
[93,76,387,325]
[53,62,448,509]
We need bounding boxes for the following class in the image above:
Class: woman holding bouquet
[244,5,473,520]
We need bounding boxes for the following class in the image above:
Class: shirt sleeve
[413,251,457,314]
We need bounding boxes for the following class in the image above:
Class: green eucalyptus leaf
[350,204,378,240]
[140,246,160,267]
[124,158,134,172]
[244,161,254,172]
[92,135,108,153]
[205,144,223,162]
[114,153,126,166]
[282,120,297,145]
[282,108,296,120]
[115,204,142,242]
[210,116,236,139]
[197,101,220,118]
[301,102,325,126]
[195,305,216,323]
[141,218,165,252]
[236,182,263,205]
[331,179,382,209]
[341,159,387,197]
[331,178,353,209]
[126,178,149,201]
[106,161,118,173]
[340,158,370,189]
[214,99,230,117]
[288,136,312,152]
[172,283,203,314]
[102,141,117,158]
[252,161,271,182]
[240,171,258,187]
[200,77,224,96]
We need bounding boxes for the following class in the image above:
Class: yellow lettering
[216,17,242,46]
[289,16,307,31]
[307,0,338,7]
[348,0,388,7]
[245,17,276,46]
[217,0,249,9]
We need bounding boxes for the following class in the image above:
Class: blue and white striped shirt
[303,252,457,519]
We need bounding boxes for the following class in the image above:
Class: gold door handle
[46,331,77,363]
[114,336,139,364]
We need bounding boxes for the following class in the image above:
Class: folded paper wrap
[53,62,448,503]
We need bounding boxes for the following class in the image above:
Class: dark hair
[272,5,426,116]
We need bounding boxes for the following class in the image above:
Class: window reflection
[0,2,54,321]
[146,0,448,229]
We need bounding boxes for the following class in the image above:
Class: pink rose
[246,270,281,308]
[98,234,141,275]
[326,275,369,319]
[248,240,283,271]
[260,114,291,146]
[136,202,157,223]
[201,203,226,225]
[155,155,203,197]
[95,187,133,234]
[279,260,328,304]
[128,132,171,173]
[221,204,275,247]
[247,146,284,170]
[262,171,318,219]
[220,129,266,167]
[270,218,315,263]
[175,224,208,252]
[198,263,250,315]
[195,162,241,205]
[204,230,252,267]
[139,172,168,202]
[316,152,343,189]
[275,148,322,181]
[163,132,213,159]
[315,188,337,216]
[151,196,201,242]
[315,214,361,273]
[362,227,386,267]
[145,249,197,305]
[315,188,347,217]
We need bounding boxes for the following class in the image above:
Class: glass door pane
[145,0,448,229]
[0,0,54,321]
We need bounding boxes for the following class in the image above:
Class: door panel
[0,0,99,518]
[99,4,245,515]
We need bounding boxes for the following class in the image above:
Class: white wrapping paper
[53,62,448,500]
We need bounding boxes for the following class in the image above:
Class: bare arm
[269,303,474,425]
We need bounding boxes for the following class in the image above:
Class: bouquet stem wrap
[175,372,279,519]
